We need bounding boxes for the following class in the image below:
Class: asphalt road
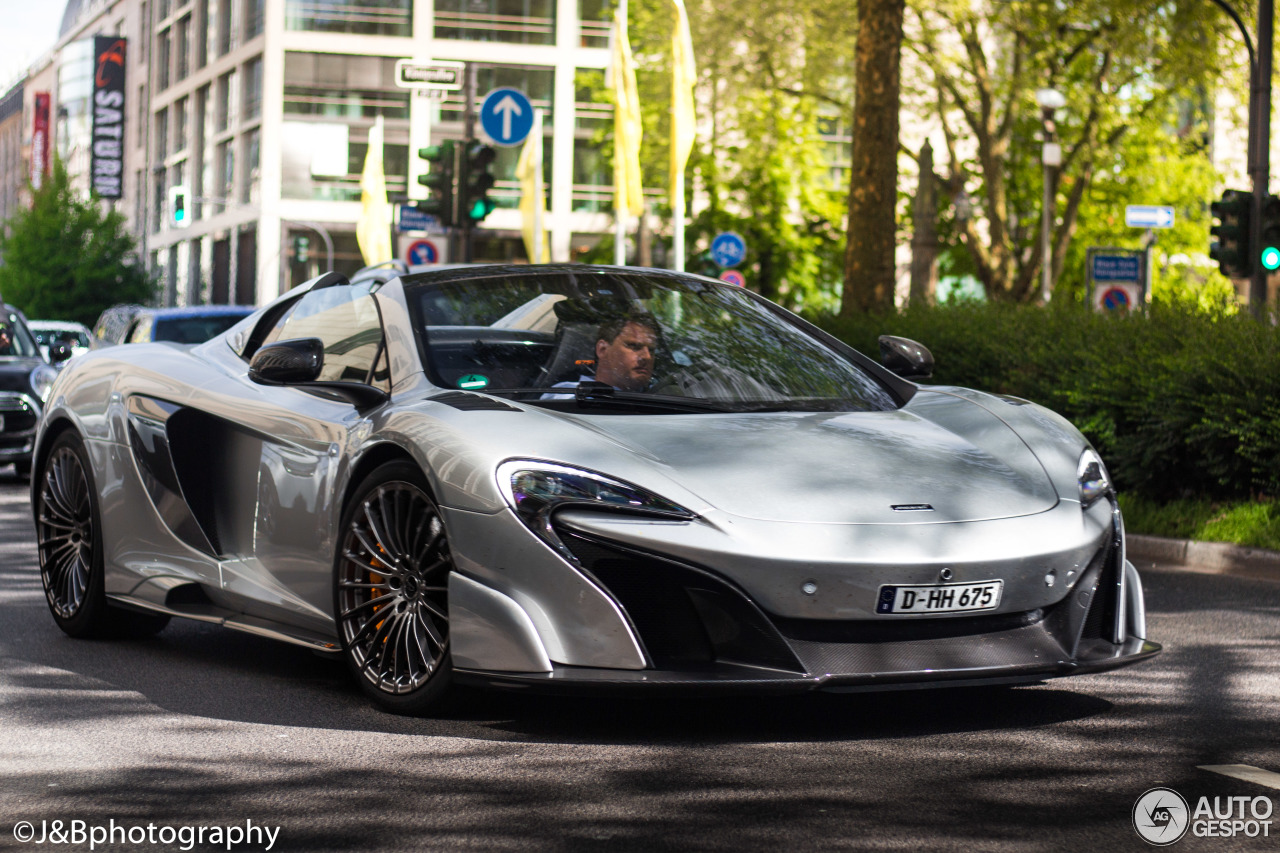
[1,467,1278,852]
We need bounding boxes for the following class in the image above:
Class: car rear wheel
[36,431,169,638]
[335,461,453,714]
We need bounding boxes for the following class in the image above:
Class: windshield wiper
[482,381,734,413]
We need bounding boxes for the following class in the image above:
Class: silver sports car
[32,265,1159,713]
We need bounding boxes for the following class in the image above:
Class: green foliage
[0,159,156,328]
[812,302,1280,502]
[581,0,852,311]
[1118,495,1280,550]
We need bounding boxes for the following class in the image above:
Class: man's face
[595,322,656,391]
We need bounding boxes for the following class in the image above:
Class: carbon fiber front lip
[454,638,1162,694]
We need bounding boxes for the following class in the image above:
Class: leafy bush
[811,303,1280,501]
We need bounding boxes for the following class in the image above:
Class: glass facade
[283,53,409,119]
[285,0,411,36]
[434,0,554,44]
[576,0,610,47]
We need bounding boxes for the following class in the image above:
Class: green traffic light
[1263,246,1280,271]
[468,199,495,221]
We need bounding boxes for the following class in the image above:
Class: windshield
[404,271,898,413]
[32,327,90,349]
[0,311,41,359]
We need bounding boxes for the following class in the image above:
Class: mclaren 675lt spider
[32,265,1159,713]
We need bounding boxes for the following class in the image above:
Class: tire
[35,431,169,639]
[334,460,453,714]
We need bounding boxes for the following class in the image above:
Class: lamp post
[1036,87,1065,303]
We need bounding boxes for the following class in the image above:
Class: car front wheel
[334,461,453,714]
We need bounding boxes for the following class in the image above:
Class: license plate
[876,580,1003,614]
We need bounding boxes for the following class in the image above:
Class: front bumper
[453,509,1161,694]
[0,392,40,462]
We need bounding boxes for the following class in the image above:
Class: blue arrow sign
[1125,205,1175,229]
[710,232,747,268]
[480,87,534,147]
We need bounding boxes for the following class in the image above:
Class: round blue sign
[406,238,439,265]
[480,88,535,147]
[711,232,747,268]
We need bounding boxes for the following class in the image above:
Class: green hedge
[811,304,1280,501]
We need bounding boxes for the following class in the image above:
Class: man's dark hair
[596,311,660,345]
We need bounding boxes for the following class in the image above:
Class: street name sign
[395,59,464,90]
[1091,254,1142,282]
[398,204,441,233]
[1125,205,1175,229]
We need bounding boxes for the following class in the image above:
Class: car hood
[554,396,1059,524]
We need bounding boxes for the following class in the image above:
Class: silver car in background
[31,265,1159,714]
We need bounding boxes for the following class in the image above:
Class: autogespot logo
[1134,787,1191,845]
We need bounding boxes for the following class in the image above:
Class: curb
[1126,533,1280,583]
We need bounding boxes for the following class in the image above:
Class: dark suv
[0,306,62,477]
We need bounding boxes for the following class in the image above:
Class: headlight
[496,460,695,556]
[29,364,59,404]
[1077,449,1112,508]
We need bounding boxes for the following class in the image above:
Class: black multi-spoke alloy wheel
[335,461,453,714]
[36,431,168,638]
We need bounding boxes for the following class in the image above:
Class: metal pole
[1250,0,1274,317]
[1041,160,1052,303]
[462,62,477,264]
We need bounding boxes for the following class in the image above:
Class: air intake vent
[429,391,520,411]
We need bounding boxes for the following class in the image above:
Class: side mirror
[878,335,934,380]
[248,336,390,412]
[249,338,324,385]
[48,342,74,364]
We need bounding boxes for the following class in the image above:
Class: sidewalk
[1126,533,1280,583]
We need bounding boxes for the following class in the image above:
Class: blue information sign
[1091,254,1142,282]
[710,232,746,268]
[399,205,438,233]
[479,88,534,147]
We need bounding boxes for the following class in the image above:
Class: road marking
[1198,764,1280,791]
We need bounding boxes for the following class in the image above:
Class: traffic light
[168,184,190,228]
[459,142,497,224]
[1209,188,1252,279]
[417,141,456,227]
[1260,194,1280,272]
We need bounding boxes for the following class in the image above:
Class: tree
[842,0,906,316]
[905,0,1235,303]
[0,158,156,327]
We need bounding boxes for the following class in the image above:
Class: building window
[218,0,235,54]
[283,53,409,119]
[156,29,171,90]
[243,56,263,119]
[218,140,234,210]
[156,107,169,160]
[242,126,260,204]
[153,170,166,232]
[285,0,411,36]
[176,15,191,81]
[196,0,209,68]
[577,0,610,47]
[573,69,611,213]
[174,97,188,153]
[216,70,238,131]
[439,63,553,125]
[157,0,171,22]
[281,123,408,202]
[434,0,553,44]
[244,0,264,39]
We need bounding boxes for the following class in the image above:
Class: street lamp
[1037,87,1065,303]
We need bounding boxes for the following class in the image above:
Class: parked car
[92,304,256,346]
[0,306,61,477]
[29,320,93,362]
[31,265,1159,714]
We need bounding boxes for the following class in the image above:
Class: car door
[184,281,392,634]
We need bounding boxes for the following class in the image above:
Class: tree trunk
[841,0,905,317]
[909,141,938,306]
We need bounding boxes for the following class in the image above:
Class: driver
[544,311,660,397]
[593,313,658,391]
